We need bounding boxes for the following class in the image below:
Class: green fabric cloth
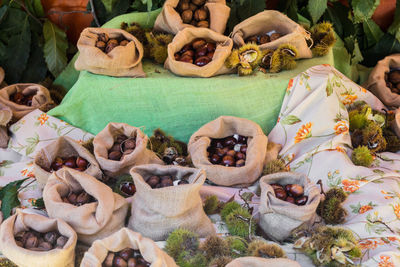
[49,10,334,143]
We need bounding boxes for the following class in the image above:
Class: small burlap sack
[33,136,103,186]
[43,168,129,245]
[188,116,269,187]
[0,83,53,119]
[75,28,145,77]
[0,103,12,148]
[164,27,233,77]
[232,10,312,59]
[365,54,400,108]
[0,211,77,267]
[259,172,321,242]
[226,257,301,267]
[392,108,400,137]
[93,122,163,176]
[80,227,177,267]
[154,0,230,35]
[128,164,215,241]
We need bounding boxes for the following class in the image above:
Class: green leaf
[388,0,400,43]
[352,0,380,23]
[326,81,333,96]
[0,7,26,34]
[21,32,47,83]
[362,33,400,67]
[307,0,327,24]
[0,5,8,23]
[363,18,384,47]
[1,14,31,84]
[0,178,28,219]
[101,0,117,13]
[226,0,266,33]
[372,169,385,175]
[43,20,68,77]
[351,39,363,65]
[33,0,45,17]
[281,115,301,125]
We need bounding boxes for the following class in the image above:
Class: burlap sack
[164,27,233,77]
[0,83,53,119]
[80,227,177,267]
[188,116,269,187]
[154,0,230,35]
[93,122,163,176]
[0,103,12,148]
[259,172,321,242]
[0,211,77,267]
[43,168,129,245]
[365,54,400,108]
[128,164,215,241]
[34,136,103,186]
[75,28,145,77]
[226,257,301,267]
[232,10,312,59]
[392,108,400,137]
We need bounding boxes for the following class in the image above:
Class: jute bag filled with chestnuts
[259,172,321,242]
[129,164,215,241]
[226,257,300,267]
[93,122,164,176]
[80,227,177,267]
[365,54,400,108]
[75,28,145,77]
[165,27,233,77]
[0,83,54,120]
[43,168,129,245]
[0,211,77,267]
[154,0,230,35]
[34,136,103,186]
[232,10,312,59]
[188,116,269,187]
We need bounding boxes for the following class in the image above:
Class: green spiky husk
[226,236,248,258]
[199,235,230,259]
[208,256,233,267]
[238,66,254,76]
[325,188,347,203]
[176,251,207,267]
[165,229,199,260]
[269,51,282,73]
[276,44,298,70]
[351,145,374,167]
[221,201,241,221]
[317,197,347,225]
[81,137,94,154]
[225,50,240,68]
[311,22,336,57]
[225,207,255,238]
[238,43,262,68]
[0,258,17,267]
[148,128,187,157]
[203,195,219,215]
[247,240,286,258]
[263,158,286,175]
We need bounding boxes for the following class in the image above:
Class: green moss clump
[208,256,233,267]
[225,207,255,238]
[165,229,199,260]
[203,195,219,215]
[247,240,286,258]
[262,158,286,175]
[220,201,241,221]
[176,251,207,267]
[351,146,373,167]
[226,236,248,258]
[199,235,230,259]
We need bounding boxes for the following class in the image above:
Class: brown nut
[64,157,77,168]
[123,139,136,150]
[197,20,209,28]
[120,40,129,46]
[76,192,90,205]
[178,1,190,11]
[179,54,193,63]
[236,159,245,167]
[205,42,216,52]
[67,193,77,204]
[192,39,206,50]
[289,184,304,197]
[103,252,115,267]
[109,150,122,161]
[259,35,270,44]
[181,9,193,24]
[76,156,88,169]
[226,149,236,157]
[182,50,195,58]
[161,178,173,187]
[222,155,235,166]
[286,196,295,204]
[195,46,208,57]
[25,235,39,249]
[119,248,134,261]
[56,236,68,248]
[195,56,211,67]
[113,255,128,267]
[189,3,197,11]
[98,33,109,43]
[210,154,220,164]
[270,33,281,41]
[246,36,258,43]
[95,41,106,50]
[389,70,400,84]
[274,188,287,200]
[192,0,206,5]
[38,241,52,251]
[147,175,160,188]
[127,258,137,267]
[295,195,308,206]
[194,8,207,21]
[174,53,181,61]
[235,152,246,160]
[105,39,119,53]
[116,134,128,143]
[44,232,58,245]
[179,44,192,53]
[207,51,214,59]
[270,184,283,191]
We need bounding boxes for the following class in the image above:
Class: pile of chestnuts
[103,248,150,267]
[50,156,89,172]
[119,182,136,196]
[146,175,189,188]
[174,38,216,67]
[207,134,247,167]
[14,229,68,251]
[270,183,308,206]
[108,134,136,161]
[246,32,283,45]
[176,0,209,28]
[10,91,35,106]
[61,190,95,206]
[385,69,400,94]
[95,33,130,54]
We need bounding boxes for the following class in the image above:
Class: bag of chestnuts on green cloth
[164,27,233,77]
[231,10,312,59]
[154,0,230,35]
[259,172,321,242]
[188,116,269,187]
[34,136,103,186]
[43,168,129,245]
[0,211,78,267]
[226,257,301,267]
[75,28,145,77]
[80,227,177,267]
[128,164,215,241]
[0,83,54,120]
[365,54,400,108]
[0,103,12,148]
[93,122,164,177]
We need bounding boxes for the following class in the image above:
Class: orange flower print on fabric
[336,146,345,153]
[334,120,349,135]
[359,205,373,214]
[359,239,384,250]
[294,122,313,143]
[341,94,358,105]
[286,79,294,92]
[381,190,394,199]
[341,179,360,193]
[393,204,400,219]
[378,255,395,267]
[38,113,49,125]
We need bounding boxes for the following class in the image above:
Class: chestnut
[178,1,189,11]
[44,232,58,245]
[25,235,39,249]
[76,192,90,205]
[226,150,236,157]
[223,137,237,148]
[194,8,207,21]
[284,184,292,192]
[179,55,193,63]
[56,236,68,248]
[259,35,270,44]
[64,157,77,168]
[197,20,209,28]
[240,145,247,154]
[116,135,128,143]
[182,50,195,58]
[270,184,283,191]
[295,196,308,206]
[270,33,281,41]
[113,256,128,267]
[206,51,214,59]
[246,36,258,43]
[98,33,109,43]
[121,182,136,196]
[235,152,246,160]
[216,147,228,157]
[123,139,136,150]
[67,193,77,204]
[96,41,106,50]
[120,40,129,46]
[38,241,52,251]
[236,159,245,167]
[222,155,235,166]
[147,176,160,188]
[76,157,88,169]
[192,39,206,50]
[103,252,115,267]
[127,258,137,267]
[205,43,216,52]
[274,188,287,200]
[51,157,64,171]
[181,10,193,24]
[110,143,121,152]
[189,3,197,11]
[210,154,220,164]
[119,248,134,261]
[180,44,192,54]
[195,47,208,57]
[161,178,173,187]
[289,184,304,197]
[109,151,122,161]
[105,39,119,53]
[174,53,181,61]
[286,196,295,204]
[178,180,189,185]
[195,56,211,67]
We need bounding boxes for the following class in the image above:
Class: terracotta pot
[41,0,93,44]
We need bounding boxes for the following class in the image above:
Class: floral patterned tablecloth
[1,65,400,266]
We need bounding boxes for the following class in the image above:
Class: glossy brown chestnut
[274,188,287,200]
[295,196,308,206]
